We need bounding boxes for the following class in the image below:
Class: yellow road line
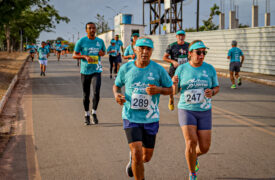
[213,105,275,137]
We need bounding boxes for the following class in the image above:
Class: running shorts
[178,109,212,130]
[230,62,241,72]
[123,119,159,148]
[39,60,48,66]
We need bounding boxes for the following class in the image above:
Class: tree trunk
[4,24,11,53]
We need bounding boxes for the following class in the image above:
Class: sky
[38,0,275,42]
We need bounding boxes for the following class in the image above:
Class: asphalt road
[1,54,275,180]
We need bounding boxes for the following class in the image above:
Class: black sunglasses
[195,50,207,56]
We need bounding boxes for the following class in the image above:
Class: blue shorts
[178,109,212,130]
[123,119,159,148]
[123,119,159,135]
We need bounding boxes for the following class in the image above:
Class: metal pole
[143,0,145,25]
[159,0,161,34]
[196,0,199,32]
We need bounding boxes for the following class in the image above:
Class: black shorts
[117,53,122,63]
[230,62,241,72]
[124,119,158,149]
[168,66,177,77]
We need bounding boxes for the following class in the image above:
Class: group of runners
[27,40,71,76]
[29,21,245,180]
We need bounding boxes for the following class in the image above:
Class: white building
[98,13,145,49]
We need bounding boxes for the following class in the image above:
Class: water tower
[143,0,185,34]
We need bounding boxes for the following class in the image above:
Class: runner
[163,30,189,111]
[172,40,220,180]
[27,43,37,62]
[107,39,119,79]
[114,34,124,73]
[45,41,51,58]
[113,37,173,180]
[72,22,106,125]
[55,40,62,61]
[124,33,139,62]
[227,40,245,89]
[37,41,50,76]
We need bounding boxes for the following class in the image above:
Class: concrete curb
[153,60,275,87]
[0,55,29,116]
[216,71,275,87]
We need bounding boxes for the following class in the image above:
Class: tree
[239,23,249,28]
[184,27,197,32]
[199,3,221,31]
[56,37,65,42]
[95,14,110,34]
[0,0,70,52]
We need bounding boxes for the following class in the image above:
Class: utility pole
[20,29,23,52]
[196,0,200,32]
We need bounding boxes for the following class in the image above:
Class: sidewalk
[153,59,275,87]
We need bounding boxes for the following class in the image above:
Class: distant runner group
[28,21,246,180]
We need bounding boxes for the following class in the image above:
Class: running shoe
[195,159,199,172]
[43,72,46,76]
[85,115,90,125]
[110,74,112,79]
[189,173,197,180]
[237,77,242,86]
[126,152,133,177]
[231,84,236,89]
[168,98,174,111]
[91,114,98,124]
[40,71,43,76]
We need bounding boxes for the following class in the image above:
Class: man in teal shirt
[107,39,119,79]
[37,41,50,76]
[124,33,139,62]
[227,40,245,89]
[73,22,106,125]
[114,34,124,72]
[113,37,172,180]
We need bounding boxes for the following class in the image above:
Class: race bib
[88,56,99,64]
[178,58,188,65]
[42,54,47,59]
[184,89,205,104]
[131,93,151,110]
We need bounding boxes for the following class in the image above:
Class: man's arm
[72,51,93,63]
[240,55,244,66]
[113,85,126,105]
[163,53,179,68]
[172,75,180,95]
[146,84,172,96]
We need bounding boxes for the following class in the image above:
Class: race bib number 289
[184,89,204,104]
[131,94,151,110]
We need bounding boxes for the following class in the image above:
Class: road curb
[153,60,275,87]
[0,55,30,116]
[216,71,275,87]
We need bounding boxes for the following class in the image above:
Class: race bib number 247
[184,89,205,104]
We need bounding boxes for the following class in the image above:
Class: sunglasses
[195,50,207,56]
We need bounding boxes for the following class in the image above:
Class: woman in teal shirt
[172,40,220,180]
